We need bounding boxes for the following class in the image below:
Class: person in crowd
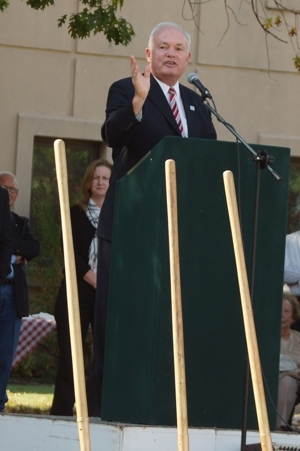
[277,293,300,430]
[94,21,217,414]
[50,158,112,417]
[0,186,11,283]
[0,185,13,407]
[0,172,40,412]
[0,186,12,413]
[284,229,300,331]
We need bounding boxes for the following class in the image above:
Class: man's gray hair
[148,22,191,52]
[0,171,18,185]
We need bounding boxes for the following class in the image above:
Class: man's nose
[166,47,175,56]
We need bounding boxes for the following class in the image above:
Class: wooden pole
[165,159,189,451]
[223,170,273,451]
[54,139,91,451]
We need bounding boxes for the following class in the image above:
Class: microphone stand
[202,97,281,182]
[199,92,282,451]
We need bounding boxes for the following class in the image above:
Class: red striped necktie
[168,86,185,137]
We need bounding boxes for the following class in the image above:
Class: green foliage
[29,147,64,314]
[25,0,54,10]
[0,0,9,12]
[65,4,135,44]
[287,164,300,234]
[8,383,54,394]
[260,13,299,71]
[293,55,300,71]
[23,0,135,45]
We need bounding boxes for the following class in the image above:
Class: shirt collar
[153,76,180,98]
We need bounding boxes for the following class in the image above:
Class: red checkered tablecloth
[12,316,56,368]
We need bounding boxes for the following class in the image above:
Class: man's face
[0,174,18,207]
[145,27,191,86]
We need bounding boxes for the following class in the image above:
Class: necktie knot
[168,87,176,104]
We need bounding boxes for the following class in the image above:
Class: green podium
[101,137,290,430]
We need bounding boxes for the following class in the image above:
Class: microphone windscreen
[187,73,198,83]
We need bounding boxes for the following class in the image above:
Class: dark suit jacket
[0,187,12,283]
[11,212,40,317]
[57,204,96,307]
[99,74,217,241]
[68,204,96,303]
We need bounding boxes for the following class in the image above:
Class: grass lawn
[5,383,54,415]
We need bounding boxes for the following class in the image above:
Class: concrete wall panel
[0,0,77,51]
[196,0,296,72]
[0,47,74,117]
[72,56,132,118]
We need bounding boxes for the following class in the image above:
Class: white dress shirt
[154,77,189,138]
[284,230,300,295]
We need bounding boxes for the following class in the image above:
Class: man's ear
[145,47,151,63]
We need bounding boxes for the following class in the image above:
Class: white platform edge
[1,414,299,451]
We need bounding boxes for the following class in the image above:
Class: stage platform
[1,414,299,451]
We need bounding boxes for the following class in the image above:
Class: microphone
[187,73,212,99]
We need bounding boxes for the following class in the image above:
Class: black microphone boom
[187,73,212,99]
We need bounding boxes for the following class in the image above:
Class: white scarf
[86,198,101,273]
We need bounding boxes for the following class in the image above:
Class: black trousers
[50,280,96,416]
[93,238,111,417]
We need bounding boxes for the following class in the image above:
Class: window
[287,157,300,234]
[28,137,101,311]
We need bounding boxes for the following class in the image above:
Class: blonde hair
[78,159,112,211]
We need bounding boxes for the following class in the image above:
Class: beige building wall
[0,0,299,216]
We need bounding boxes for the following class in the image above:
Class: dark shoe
[277,425,288,431]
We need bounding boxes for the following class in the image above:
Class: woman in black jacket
[50,158,112,416]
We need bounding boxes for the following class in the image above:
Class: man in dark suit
[0,187,12,284]
[0,185,13,413]
[0,172,40,412]
[94,22,217,413]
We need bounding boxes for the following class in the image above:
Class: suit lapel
[10,212,20,239]
[147,76,181,135]
[147,77,204,137]
[180,85,199,137]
